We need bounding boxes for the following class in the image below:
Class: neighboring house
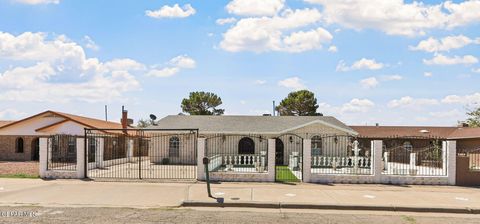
[0,111,124,161]
[351,125,480,150]
[150,115,359,166]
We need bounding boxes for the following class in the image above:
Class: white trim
[280,120,358,135]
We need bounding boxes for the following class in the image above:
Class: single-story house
[0,110,125,161]
[150,115,360,169]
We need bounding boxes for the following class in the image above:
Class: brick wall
[0,135,41,161]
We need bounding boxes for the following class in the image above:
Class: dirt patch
[0,161,39,178]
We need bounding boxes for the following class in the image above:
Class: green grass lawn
[0,174,39,179]
[275,166,300,182]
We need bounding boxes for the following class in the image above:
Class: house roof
[152,115,357,134]
[350,125,480,139]
[0,120,15,128]
[0,110,123,132]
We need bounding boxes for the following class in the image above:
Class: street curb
[181,200,480,214]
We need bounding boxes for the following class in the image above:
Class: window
[68,136,76,153]
[169,137,180,157]
[403,141,413,152]
[311,136,322,156]
[15,137,24,153]
[238,137,255,154]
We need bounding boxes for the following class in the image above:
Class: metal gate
[85,128,198,181]
[274,134,303,182]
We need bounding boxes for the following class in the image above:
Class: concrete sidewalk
[1,178,480,213]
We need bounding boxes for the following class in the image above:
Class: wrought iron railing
[206,134,268,173]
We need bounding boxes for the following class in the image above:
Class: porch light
[289,136,293,143]
[334,137,338,144]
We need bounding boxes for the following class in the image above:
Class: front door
[275,138,284,165]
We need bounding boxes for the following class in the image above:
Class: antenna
[104,105,108,121]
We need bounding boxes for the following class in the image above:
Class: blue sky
[0,0,479,126]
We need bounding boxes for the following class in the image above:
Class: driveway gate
[85,129,198,181]
[274,134,303,182]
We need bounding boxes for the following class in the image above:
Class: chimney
[375,123,379,127]
[121,108,128,129]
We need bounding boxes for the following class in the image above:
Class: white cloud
[305,0,480,37]
[327,45,337,53]
[226,0,285,16]
[216,17,237,25]
[360,77,379,89]
[424,72,433,77]
[381,75,403,81]
[146,67,180,78]
[423,54,478,65]
[336,58,384,72]
[429,109,463,119]
[220,8,332,53]
[254,80,267,85]
[0,32,151,103]
[169,55,196,69]
[410,35,479,52]
[472,68,480,73]
[341,98,375,113]
[147,55,196,78]
[388,96,439,108]
[278,77,306,90]
[441,93,480,105]
[0,108,27,120]
[145,4,196,19]
[83,35,99,51]
[14,0,59,5]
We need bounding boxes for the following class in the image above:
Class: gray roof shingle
[151,115,356,134]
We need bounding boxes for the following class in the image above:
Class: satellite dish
[149,114,157,121]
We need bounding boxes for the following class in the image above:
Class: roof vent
[419,129,430,133]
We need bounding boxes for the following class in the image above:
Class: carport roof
[151,115,357,134]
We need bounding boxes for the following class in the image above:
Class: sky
[0,0,479,126]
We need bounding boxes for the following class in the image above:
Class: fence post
[303,139,312,183]
[39,138,48,178]
[446,140,457,185]
[197,138,206,181]
[267,139,276,182]
[77,138,85,179]
[372,140,383,183]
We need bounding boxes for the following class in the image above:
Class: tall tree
[276,90,321,116]
[466,106,480,127]
[181,91,225,115]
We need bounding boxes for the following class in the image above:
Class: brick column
[303,139,312,183]
[446,140,457,185]
[372,140,383,183]
[39,138,48,178]
[197,138,206,181]
[267,139,276,182]
[76,138,85,179]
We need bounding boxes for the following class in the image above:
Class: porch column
[267,139,276,182]
[372,140,383,183]
[446,140,457,185]
[127,139,134,162]
[96,138,104,168]
[197,138,206,181]
[39,138,48,178]
[303,139,312,183]
[76,138,85,179]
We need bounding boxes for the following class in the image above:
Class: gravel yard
[0,161,39,178]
